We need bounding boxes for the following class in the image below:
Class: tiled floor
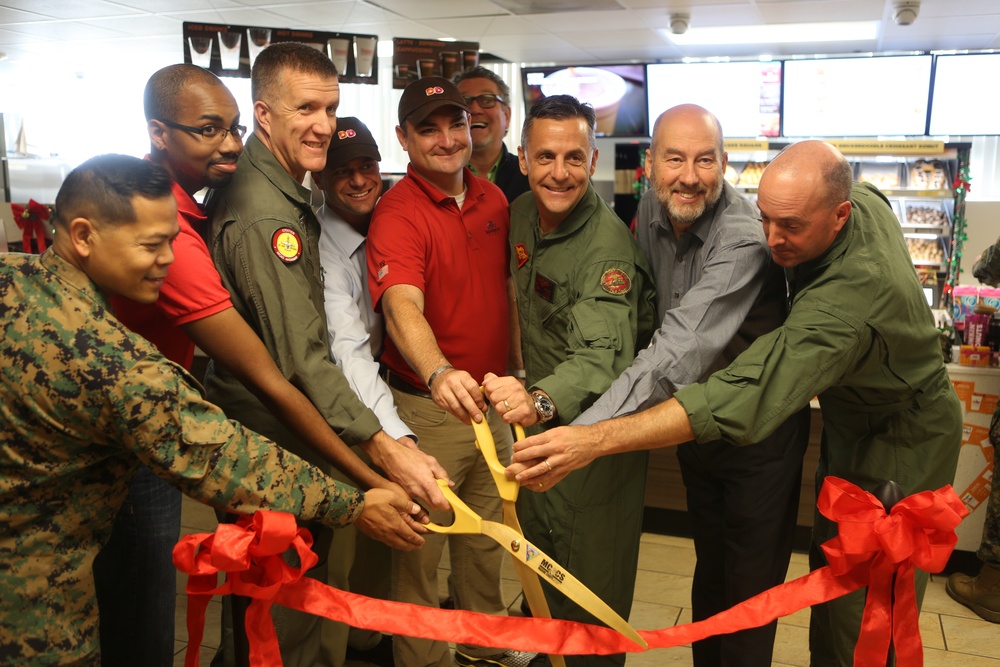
[174,495,1000,666]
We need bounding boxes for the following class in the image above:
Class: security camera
[669,13,690,35]
[892,0,920,26]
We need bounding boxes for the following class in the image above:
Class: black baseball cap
[398,76,470,126]
[325,117,381,171]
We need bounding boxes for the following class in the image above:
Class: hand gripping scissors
[425,417,648,656]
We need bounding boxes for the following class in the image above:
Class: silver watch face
[532,392,554,422]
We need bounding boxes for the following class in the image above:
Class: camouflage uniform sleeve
[972,235,1000,287]
[107,359,363,526]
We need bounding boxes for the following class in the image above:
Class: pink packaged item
[952,285,979,329]
[980,287,1000,312]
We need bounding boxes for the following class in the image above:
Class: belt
[383,369,433,399]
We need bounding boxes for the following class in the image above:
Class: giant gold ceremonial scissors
[426,417,647,654]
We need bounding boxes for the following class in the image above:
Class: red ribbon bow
[814,478,967,666]
[174,479,967,666]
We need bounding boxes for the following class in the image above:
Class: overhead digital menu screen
[522,64,649,138]
[646,61,782,138]
[929,53,1000,136]
[782,55,932,137]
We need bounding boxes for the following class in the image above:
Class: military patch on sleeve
[515,243,529,269]
[377,261,389,282]
[534,273,556,302]
[271,227,302,263]
[600,268,631,295]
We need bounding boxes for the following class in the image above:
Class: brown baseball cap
[398,76,470,126]
[325,116,381,171]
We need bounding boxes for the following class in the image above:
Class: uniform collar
[42,249,113,312]
[244,133,312,206]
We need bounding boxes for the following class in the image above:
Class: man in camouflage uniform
[0,154,422,666]
[947,236,1000,623]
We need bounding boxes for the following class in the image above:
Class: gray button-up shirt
[576,180,785,423]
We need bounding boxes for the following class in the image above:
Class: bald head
[650,104,725,156]
[645,104,727,230]
[761,140,853,209]
[757,140,853,268]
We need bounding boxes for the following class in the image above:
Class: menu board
[782,55,932,137]
[521,64,649,138]
[183,22,378,84]
[646,61,782,138]
[929,53,1000,136]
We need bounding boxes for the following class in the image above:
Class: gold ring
[503,399,511,411]
[543,459,553,472]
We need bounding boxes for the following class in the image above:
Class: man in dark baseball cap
[397,75,470,126]
[369,78,539,667]
[313,117,409,667]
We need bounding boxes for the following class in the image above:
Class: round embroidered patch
[271,227,302,263]
[600,268,631,295]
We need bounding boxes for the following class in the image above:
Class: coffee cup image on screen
[540,67,628,136]
[354,36,377,77]
[327,38,350,76]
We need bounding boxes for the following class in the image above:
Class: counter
[946,362,999,552]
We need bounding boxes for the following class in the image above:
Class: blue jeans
[93,466,182,667]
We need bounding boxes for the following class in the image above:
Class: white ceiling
[0,0,998,67]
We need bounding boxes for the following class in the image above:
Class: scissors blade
[480,520,647,649]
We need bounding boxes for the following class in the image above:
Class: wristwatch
[530,391,555,424]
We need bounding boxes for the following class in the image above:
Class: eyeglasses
[156,118,247,141]
[463,94,505,109]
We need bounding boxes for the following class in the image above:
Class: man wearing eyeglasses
[202,45,448,667]
[96,63,440,667]
[454,67,530,204]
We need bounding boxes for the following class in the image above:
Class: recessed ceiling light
[661,21,879,46]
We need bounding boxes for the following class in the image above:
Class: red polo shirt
[367,165,510,390]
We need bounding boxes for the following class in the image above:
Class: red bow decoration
[10,199,50,253]
[175,479,968,666]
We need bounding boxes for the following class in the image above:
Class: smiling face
[316,155,383,234]
[456,76,510,158]
[645,106,727,231]
[255,68,339,182]
[397,105,472,194]
[83,195,180,303]
[518,116,598,233]
[150,82,243,194]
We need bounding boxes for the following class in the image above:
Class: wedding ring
[503,399,511,411]
[543,459,553,472]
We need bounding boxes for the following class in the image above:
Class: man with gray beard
[573,104,810,667]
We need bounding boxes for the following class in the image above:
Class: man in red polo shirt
[367,77,533,667]
[97,64,441,667]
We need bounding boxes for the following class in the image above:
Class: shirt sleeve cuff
[336,409,383,447]
[674,384,722,444]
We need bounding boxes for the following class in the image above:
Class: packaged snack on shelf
[959,345,992,367]
[953,285,979,329]
[980,287,1000,312]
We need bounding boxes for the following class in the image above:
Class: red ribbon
[175,478,967,666]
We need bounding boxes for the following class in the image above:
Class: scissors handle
[423,480,482,534]
[471,415,520,502]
